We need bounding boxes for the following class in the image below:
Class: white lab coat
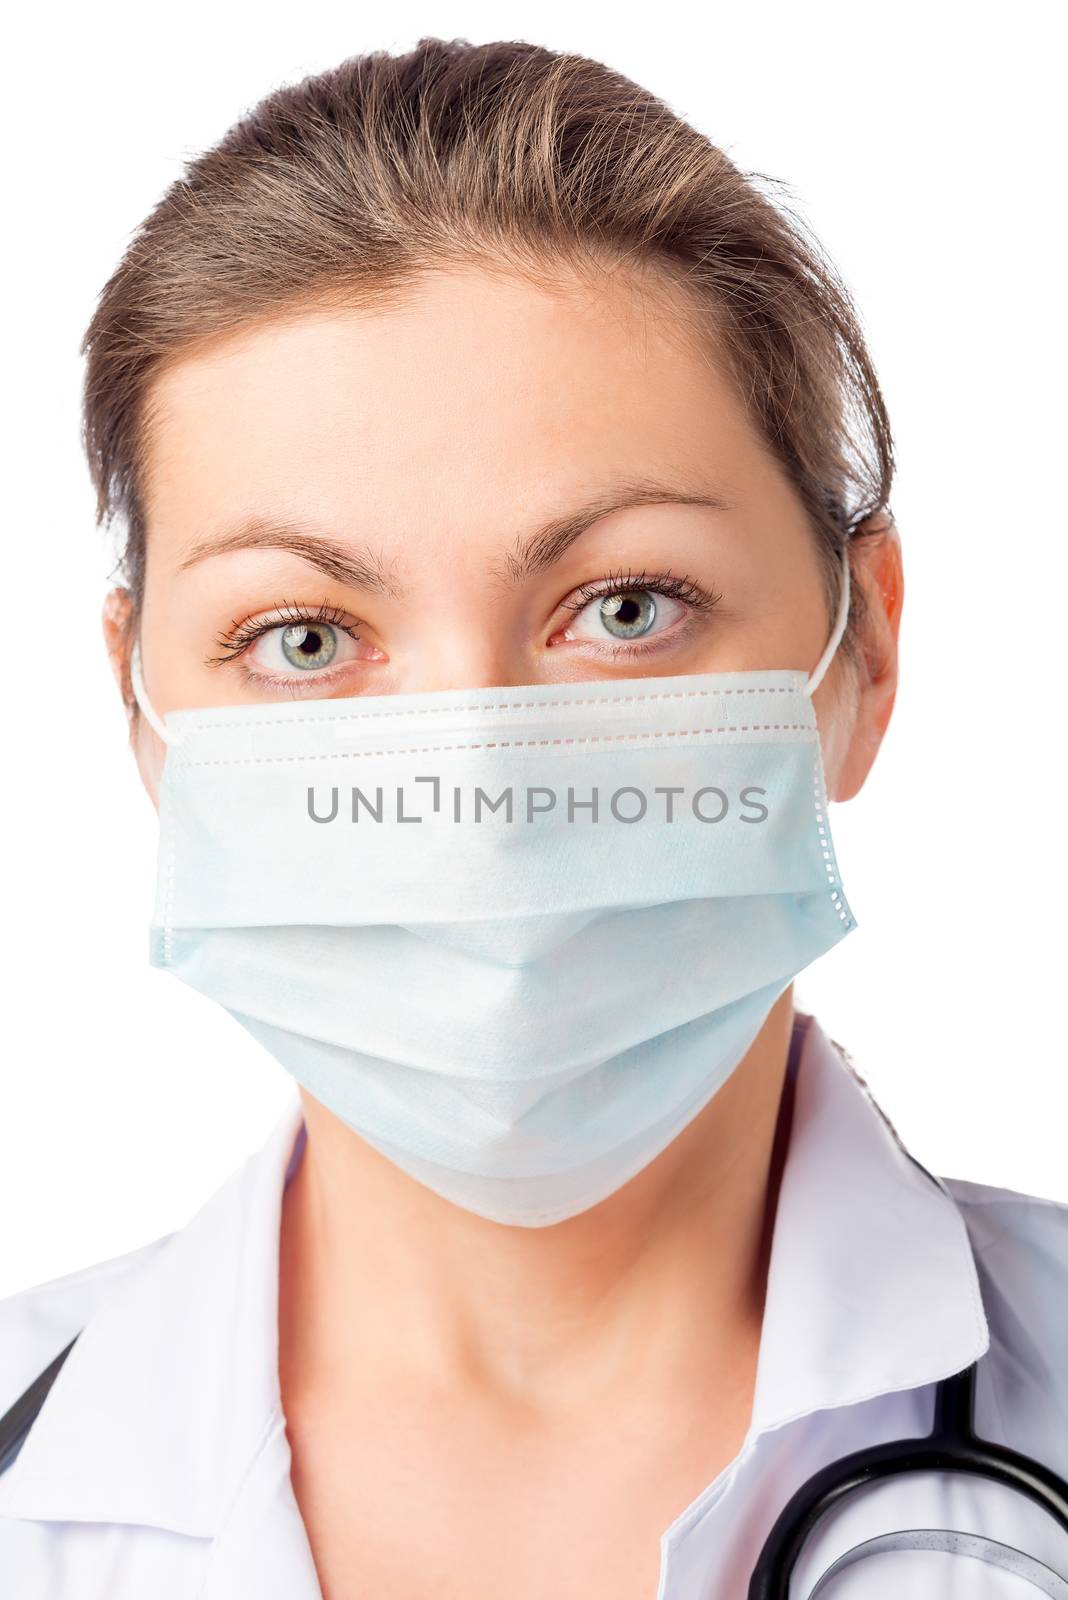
[1,1009,1066,1597]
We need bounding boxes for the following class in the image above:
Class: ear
[102,587,137,735]
[832,515,904,803]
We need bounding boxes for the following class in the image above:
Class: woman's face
[104,263,901,805]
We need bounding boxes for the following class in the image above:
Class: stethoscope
[748,1350,1068,1596]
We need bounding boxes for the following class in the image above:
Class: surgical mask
[130,549,856,1227]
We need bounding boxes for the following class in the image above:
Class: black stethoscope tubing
[747,1352,1068,1596]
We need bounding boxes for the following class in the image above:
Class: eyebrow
[175,476,734,594]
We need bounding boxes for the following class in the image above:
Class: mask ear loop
[129,640,183,748]
[804,541,851,698]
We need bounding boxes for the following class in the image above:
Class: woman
[1,35,1066,1600]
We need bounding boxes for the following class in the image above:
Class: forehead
[139,263,775,543]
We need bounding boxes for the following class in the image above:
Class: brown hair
[82,35,894,703]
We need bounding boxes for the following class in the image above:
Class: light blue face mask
[130,549,855,1227]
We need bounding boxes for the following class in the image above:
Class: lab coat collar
[0,1011,988,1535]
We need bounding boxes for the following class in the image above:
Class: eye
[208,599,382,685]
[257,620,346,672]
[570,587,680,642]
[555,571,722,651]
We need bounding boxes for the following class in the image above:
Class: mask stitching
[169,721,818,768]
[163,680,804,735]
[812,744,851,924]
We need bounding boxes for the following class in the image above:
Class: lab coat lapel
[750,1013,989,1436]
[0,1086,307,1538]
[194,1406,324,1598]
[655,1014,991,1596]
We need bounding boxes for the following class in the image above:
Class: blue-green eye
[556,570,722,653]
[208,600,377,684]
[281,622,338,669]
[597,590,658,639]
[565,585,685,645]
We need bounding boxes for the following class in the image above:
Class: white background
[3,1,1064,1298]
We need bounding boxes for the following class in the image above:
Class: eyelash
[560,568,721,616]
[206,569,723,672]
[206,598,361,670]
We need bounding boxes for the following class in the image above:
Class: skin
[102,261,903,1600]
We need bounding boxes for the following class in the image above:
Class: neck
[278,988,796,1426]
